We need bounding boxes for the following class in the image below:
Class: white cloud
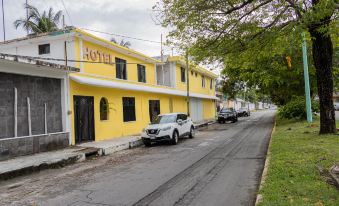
[0,0,174,56]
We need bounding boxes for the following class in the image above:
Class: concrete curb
[102,138,143,155]
[255,118,276,205]
[0,152,85,181]
[194,120,216,129]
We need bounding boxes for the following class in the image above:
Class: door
[190,98,203,122]
[149,100,160,122]
[74,96,95,144]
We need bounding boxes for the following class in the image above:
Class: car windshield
[220,109,232,113]
[152,115,177,124]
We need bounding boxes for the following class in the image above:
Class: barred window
[123,97,136,122]
[38,44,50,55]
[116,58,127,80]
[100,97,109,120]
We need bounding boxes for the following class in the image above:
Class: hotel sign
[83,47,113,64]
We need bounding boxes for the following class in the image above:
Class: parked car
[141,113,195,147]
[334,102,339,111]
[218,108,238,123]
[237,107,250,117]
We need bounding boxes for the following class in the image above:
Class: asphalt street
[0,110,275,206]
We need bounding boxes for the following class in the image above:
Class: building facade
[0,53,78,160]
[0,28,217,145]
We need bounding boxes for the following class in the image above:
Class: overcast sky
[0,0,175,57]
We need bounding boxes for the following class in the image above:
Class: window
[210,79,213,89]
[177,114,188,121]
[191,70,194,76]
[202,75,205,87]
[38,44,50,55]
[122,97,136,122]
[180,67,186,82]
[195,72,198,77]
[116,58,127,80]
[100,97,109,120]
[137,64,146,83]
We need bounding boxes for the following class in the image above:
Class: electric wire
[60,0,73,26]
[0,53,161,65]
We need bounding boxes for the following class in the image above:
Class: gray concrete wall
[0,132,69,161]
[0,72,62,138]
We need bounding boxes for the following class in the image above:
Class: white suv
[141,113,195,146]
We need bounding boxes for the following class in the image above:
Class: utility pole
[302,32,313,123]
[186,49,190,116]
[1,0,5,41]
[161,34,164,85]
[26,0,28,35]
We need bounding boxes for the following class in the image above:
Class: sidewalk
[0,148,86,181]
[0,119,215,181]
[78,135,142,155]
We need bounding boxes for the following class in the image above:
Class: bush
[278,96,319,119]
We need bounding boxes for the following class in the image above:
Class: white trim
[70,75,218,100]
[0,59,72,79]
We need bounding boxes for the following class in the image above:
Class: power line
[80,28,162,44]
[0,53,160,65]
[60,0,73,26]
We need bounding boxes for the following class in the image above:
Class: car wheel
[171,130,179,145]
[189,126,195,139]
[143,140,151,147]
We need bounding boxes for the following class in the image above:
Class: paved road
[0,111,275,206]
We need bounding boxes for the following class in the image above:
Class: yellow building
[0,28,218,144]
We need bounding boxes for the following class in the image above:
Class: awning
[70,75,218,100]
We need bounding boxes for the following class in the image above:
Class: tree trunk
[309,26,336,134]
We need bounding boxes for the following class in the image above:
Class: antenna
[62,15,65,29]
[26,0,28,35]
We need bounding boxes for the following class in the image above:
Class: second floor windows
[202,75,205,88]
[181,67,186,82]
[137,64,146,83]
[116,58,127,80]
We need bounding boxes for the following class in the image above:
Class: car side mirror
[177,119,183,125]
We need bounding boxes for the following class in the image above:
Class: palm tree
[14,3,62,34]
[110,37,131,48]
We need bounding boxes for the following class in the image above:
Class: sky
[0,0,175,57]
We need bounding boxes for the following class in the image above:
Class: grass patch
[258,117,339,206]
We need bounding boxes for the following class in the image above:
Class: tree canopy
[155,0,338,133]
[110,38,132,48]
[14,3,62,34]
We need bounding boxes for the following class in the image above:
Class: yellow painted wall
[69,80,189,143]
[175,64,215,96]
[69,36,216,143]
[203,99,216,120]
[75,38,156,85]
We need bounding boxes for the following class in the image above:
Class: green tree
[155,0,338,134]
[110,38,132,48]
[14,3,62,34]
